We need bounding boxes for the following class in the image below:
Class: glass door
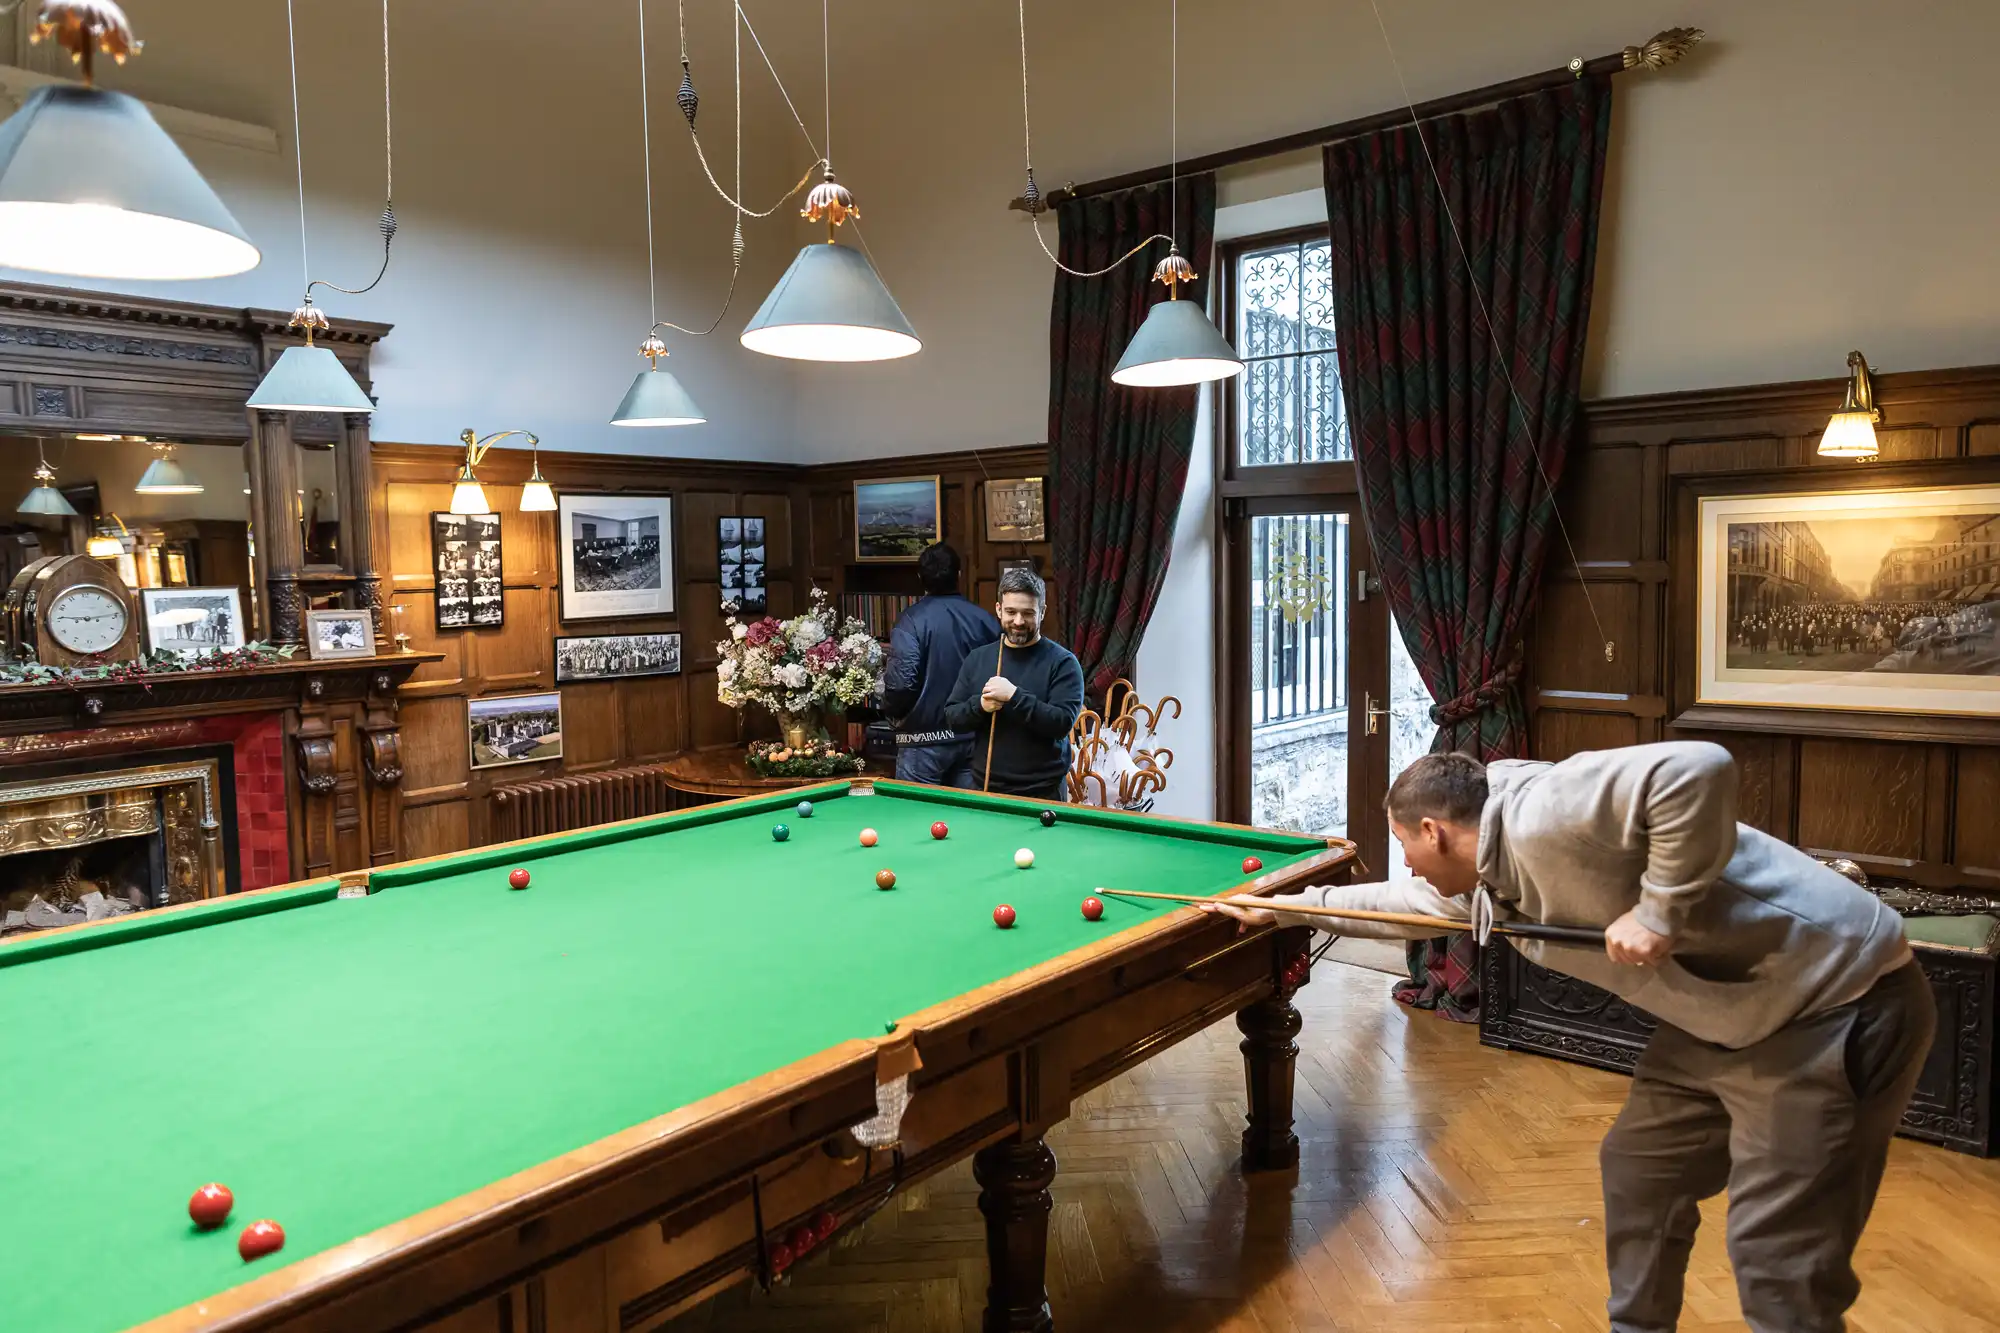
[1246,508,1353,836]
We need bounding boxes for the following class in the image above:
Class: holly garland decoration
[0,642,298,688]
[746,736,865,779]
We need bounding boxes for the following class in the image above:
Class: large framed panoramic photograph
[140,587,245,658]
[554,632,682,684]
[1684,468,2000,732]
[558,493,673,621]
[853,476,940,562]
[467,691,564,769]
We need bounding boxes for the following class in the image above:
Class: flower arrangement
[746,736,863,779]
[717,588,882,742]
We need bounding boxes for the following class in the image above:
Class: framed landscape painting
[1682,468,2000,732]
[558,493,673,621]
[853,476,940,562]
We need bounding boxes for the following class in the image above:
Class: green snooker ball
[772,824,791,842]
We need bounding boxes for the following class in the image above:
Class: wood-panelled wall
[371,442,1051,860]
[371,444,804,858]
[1533,362,2000,896]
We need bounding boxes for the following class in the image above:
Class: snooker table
[4,779,1354,1333]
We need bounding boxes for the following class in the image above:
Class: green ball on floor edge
[771,824,790,842]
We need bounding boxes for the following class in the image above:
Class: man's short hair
[1386,752,1488,827]
[917,543,962,595]
[997,566,1046,604]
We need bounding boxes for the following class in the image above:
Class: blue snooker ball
[772,823,791,842]
[797,800,815,818]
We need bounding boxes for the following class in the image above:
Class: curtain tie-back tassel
[1430,651,1525,727]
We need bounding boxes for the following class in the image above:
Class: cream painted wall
[0,0,819,460]
[794,0,2000,460]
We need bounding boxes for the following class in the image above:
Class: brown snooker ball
[876,868,897,890]
[508,867,531,890]
[1080,896,1104,922]
[188,1182,233,1230]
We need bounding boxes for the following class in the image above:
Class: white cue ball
[1014,848,1035,869]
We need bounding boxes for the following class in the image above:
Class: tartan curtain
[1322,76,1613,1018]
[1048,174,1216,698]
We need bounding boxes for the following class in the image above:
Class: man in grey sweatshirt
[1209,741,1934,1333]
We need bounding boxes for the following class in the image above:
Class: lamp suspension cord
[1016,0,1171,278]
[297,0,399,302]
[640,0,658,333]
[674,0,822,219]
[822,0,832,168]
[284,0,309,294]
[1364,0,1611,661]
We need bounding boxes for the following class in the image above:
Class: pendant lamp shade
[448,464,490,516]
[18,466,76,515]
[611,366,705,427]
[741,242,920,362]
[1111,298,1245,387]
[247,343,374,413]
[135,453,202,495]
[0,86,259,281]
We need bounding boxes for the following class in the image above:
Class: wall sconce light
[1819,350,1881,460]
[451,428,543,515]
[85,513,130,558]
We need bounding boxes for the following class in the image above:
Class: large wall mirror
[1,434,260,642]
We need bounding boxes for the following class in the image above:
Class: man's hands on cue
[1202,899,1276,934]
[1604,907,1672,967]
[980,676,1016,713]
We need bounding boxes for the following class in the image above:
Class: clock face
[46,586,129,656]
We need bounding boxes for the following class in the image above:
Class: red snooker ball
[1242,856,1263,875]
[770,1239,795,1273]
[188,1182,233,1230]
[1080,896,1104,922]
[859,828,879,847]
[789,1223,817,1254]
[238,1219,285,1262]
[876,868,897,890]
[993,903,1016,929]
[814,1210,839,1242]
[508,867,531,890]
[930,821,949,840]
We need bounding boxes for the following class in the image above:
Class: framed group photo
[719,514,768,614]
[432,512,503,631]
[140,587,245,659]
[559,492,674,622]
[853,476,940,562]
[554,632,682,684]
[1677,462,2000,736]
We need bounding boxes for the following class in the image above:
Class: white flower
[731,623,748,641]
[717,660,737,682]
[776,663,809,689]
[840,631,875,656]
[788,619,827,651]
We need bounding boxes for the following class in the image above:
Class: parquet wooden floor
[661,961,2000,1333]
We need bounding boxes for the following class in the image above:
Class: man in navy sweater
[942,566,1084,800]
[881,544,1000,787]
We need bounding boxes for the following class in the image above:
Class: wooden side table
[659,747,810,802]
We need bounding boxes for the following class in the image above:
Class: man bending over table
[942,566,1083,802]
[1209,742,1934,1333]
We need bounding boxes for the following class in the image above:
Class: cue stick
[981,636,1005,793]
[1096,887,1608,946]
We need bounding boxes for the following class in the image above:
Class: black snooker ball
[1038,809,1056,828]
[772,823,791,842]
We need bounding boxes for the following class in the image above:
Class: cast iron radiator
[490,764,683,842]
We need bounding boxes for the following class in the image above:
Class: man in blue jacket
[881,543,1000,786]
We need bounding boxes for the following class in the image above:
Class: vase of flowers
[717,589,882,772]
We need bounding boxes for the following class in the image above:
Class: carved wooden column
[360,667,404,866]
[341,411,385,636]
[254,410,306,645]
[972,1136,1057,1333]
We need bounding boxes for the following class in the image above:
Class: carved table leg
[1237,992,1303,1171]
[973,1136,1057,1333]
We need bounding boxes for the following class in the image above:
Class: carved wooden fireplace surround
[0,281,438,885]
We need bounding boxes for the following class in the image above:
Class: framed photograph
[854,476,941,562]
[719,513,769,616]
[1676,463,2000,738]
[468,691,563,769]
[998,555,1040,577]
[305,608,376,660]
[560,493,673,621]
[985,476,1046,542]
[141,586,245,659]
[431,512,503,632]
[554,632,682,683]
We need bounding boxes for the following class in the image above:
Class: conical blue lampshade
[741,241,920,362]
[1111,297,1245,387]
[17,478,76,515]
[611,366,705,427]
[247,344,375,413]
[0,85,259,281]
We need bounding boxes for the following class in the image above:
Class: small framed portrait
[998,555,1040,577]
[140,586,246,659]
[854,476,941,562]
[468,691,564,769]
[1675,461,2000,738]
[985,476,1046,543]
[554,632,682,683]
[305,608,376,660]
[559,493,674,622]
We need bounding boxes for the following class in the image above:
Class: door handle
[1365,692,1389,736]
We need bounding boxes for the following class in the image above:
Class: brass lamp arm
[460,428,539,469]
